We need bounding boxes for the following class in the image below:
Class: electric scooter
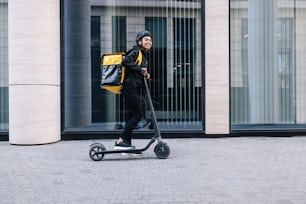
[89,78,170,161]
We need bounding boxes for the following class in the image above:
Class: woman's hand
[141,68,150,79]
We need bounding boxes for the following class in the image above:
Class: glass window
[230,0,306,130]
[91,15,127,127]
[90,0,203,131]
[0,0,8,131]
[112,16,126,52]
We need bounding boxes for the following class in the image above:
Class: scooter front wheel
[154,142,170,159]
[89,143,106,161]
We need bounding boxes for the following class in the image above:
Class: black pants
[121,83,143,143]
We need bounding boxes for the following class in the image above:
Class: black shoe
[126,139,132,146]
[113,141,135,150]
[114,123,123,130]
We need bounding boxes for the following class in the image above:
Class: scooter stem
[143,77,162,141]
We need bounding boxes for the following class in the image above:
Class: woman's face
[140,36,152,50]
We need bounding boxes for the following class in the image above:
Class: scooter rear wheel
[154,142,170,159]
[89,143,106,161]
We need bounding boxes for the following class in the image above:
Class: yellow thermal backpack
[100,50,142,94]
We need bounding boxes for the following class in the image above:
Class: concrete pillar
[205,0,230,134]
[8,0,60,144]
[63,0,91,128]
[248,0,278,124]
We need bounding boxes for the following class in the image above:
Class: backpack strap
[135,50,142,66]
[125,48,142,66]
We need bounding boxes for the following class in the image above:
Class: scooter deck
[98,138,155,155]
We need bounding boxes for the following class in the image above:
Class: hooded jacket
[122,45,149,88]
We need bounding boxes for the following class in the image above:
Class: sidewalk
[1,137,306,204]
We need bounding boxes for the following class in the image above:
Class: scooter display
[89,78,170,161]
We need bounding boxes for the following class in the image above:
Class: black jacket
[122,45,149,88]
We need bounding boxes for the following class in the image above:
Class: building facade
[1,0,306,144]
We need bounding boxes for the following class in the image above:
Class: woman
[114,30,153,150]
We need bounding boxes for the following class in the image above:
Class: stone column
[9,0,60,144]
[205,0,230,134]
[63,0,91,127]
[248,0,279,124]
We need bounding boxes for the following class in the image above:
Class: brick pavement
[1,137,306,204]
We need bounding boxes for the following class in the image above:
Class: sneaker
[113,141,135,150]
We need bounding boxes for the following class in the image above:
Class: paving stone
[1,137,306,203]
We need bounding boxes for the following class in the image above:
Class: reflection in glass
[90,0,202,131]
[0,0,8,131]
[230,0,306,129]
